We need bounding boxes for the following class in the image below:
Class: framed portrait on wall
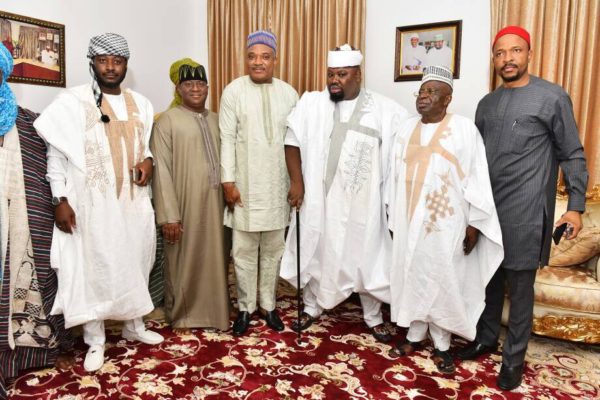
[394,20,462,82]
[0,10,66,87]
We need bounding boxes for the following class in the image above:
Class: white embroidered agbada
[280,88,408,308]
[34,84,156,329]
[386,113,503,340]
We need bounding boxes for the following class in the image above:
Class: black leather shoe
[232,311,251,336]
[456,341,497,360]
[264,309,284,331]
[497,364,523,391]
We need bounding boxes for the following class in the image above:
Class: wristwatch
[52,196,68,206]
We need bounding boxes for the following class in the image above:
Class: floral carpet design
[7,283,600,399]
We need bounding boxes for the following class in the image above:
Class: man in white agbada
[424,34,453,69]
[402,33,427,73]
[34,33,163,372]
[41,45,57,66]
[281,45,408,342]
[386,66,503,373]
[220,30,298,336]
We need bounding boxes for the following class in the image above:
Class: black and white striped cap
[87,33,130,59]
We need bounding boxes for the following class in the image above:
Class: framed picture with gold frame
[1,10,66,87]
[394,20,461,82]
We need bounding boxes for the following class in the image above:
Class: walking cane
[295,208,302,345]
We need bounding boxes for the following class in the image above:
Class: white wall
[365,0,491,119]
[0,0,208,113]
[1,0,489,117]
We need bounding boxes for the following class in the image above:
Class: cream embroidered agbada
[386,114,504,340]
[34,84,156,329]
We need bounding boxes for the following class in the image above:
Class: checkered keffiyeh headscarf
[87,33,130,117]
[87,33,130,60]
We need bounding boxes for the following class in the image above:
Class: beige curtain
[18,26,39,60]
[491,0,600,200]
[208,0,365,112]
[1,19,12,43]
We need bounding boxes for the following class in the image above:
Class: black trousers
[475,267,538,367]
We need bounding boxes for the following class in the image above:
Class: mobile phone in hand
[552,223,568,244]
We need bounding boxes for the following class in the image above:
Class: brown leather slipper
[389,339,421,357]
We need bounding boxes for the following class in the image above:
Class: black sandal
[389,339,421,357]
[432,349,456,374]
[291,312,315,332]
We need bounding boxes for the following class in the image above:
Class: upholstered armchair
[529,199,600,343]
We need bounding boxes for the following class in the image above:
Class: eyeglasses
[414,88,441,97]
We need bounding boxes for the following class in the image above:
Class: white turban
[327,44,363,68]
[409,32,419,40]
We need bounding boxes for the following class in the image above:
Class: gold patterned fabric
[99,91,145,199]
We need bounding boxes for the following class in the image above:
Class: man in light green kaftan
[219,30,298,336]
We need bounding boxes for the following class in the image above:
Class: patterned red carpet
[7,284,600,399]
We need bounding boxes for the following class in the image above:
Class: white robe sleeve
[47,145,68,198]
[284,127,300,147]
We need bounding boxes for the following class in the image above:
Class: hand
[55,201,76,234]
[288,179,305,209]
[162,222,183,244]
[555,210,583,240]
[222,182,243,211]
[134,158,153,186]
[463,225,480,255]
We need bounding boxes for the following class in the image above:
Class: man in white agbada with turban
[280,45,408,342]
[34,33,163,372]
[386,66,503,373]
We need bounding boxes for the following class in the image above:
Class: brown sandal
[432,349,456,374]
[389,339,421,357]
[370,324,393,343]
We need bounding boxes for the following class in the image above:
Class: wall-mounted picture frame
[1,10,65,87]
[394,20,462,82]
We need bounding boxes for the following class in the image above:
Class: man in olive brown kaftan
[151,61,230,333]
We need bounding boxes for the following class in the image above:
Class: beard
[500,64,525,83]
[328,86,344,102]
[92,65,127,89]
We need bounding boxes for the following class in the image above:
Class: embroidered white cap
[421,65,453,89]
